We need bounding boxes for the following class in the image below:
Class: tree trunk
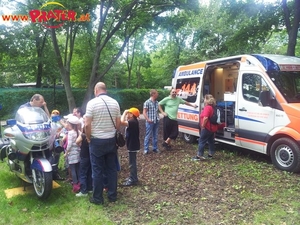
[50,29,76,112]
[35,31,48,88]
[282,0,300,56]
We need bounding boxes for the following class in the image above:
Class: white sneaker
[76,192,88,197]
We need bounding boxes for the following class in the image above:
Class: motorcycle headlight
[24,131,50,141]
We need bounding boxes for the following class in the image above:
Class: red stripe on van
[179,125,199,133]
[235,137,266,146]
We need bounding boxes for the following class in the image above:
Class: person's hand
[86,137,91,143]
[163,112,167,117]
[42,101,47,107]
[194,104,198,108]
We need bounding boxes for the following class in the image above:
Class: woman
[192,94,218,160]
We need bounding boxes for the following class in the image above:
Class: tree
[81,0,199,109]
[282,0,300,56]
[48,0,96,111]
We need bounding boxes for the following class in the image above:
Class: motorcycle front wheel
[32,169,53,199]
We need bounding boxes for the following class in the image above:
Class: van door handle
[239,107,247,112]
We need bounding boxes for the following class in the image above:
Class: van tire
[182,133,197,144]
[270,137,300,172]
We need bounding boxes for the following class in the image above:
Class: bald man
[85,82,121,205]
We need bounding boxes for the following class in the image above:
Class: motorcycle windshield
[15,107,49,124]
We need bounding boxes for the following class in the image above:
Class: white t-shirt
[85,95,121,139]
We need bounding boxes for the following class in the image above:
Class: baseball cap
[64,113,73,119]
[128,107,140,118]
[51,109,60,115]
[67,115,80,125]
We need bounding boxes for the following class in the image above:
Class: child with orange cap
[120,107,140,186]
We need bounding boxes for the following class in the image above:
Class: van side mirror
[259,90,271,107]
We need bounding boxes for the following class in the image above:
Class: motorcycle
[0,106,60,199]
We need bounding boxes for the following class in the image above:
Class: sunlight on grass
[250,201,300,225]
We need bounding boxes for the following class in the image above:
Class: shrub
[0,88,169,119]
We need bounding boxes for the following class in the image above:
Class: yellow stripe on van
[178,63,206,71]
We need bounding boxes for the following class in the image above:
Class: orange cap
[128,107,140,118]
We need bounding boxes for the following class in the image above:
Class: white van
[172,54,300,172]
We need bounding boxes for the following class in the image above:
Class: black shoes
[162,142,171,150]
[89,197,103,205]
[123,178,138,186]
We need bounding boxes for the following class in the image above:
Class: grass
[2,121,300,224]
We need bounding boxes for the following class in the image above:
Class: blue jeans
[197,128,215,157]
[69,162,80,184]
[79,157,93,194]
[144,121,159,152]
[89,137,118,203]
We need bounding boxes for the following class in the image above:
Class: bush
[0,88,169,119]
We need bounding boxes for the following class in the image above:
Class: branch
[95,26,140,82]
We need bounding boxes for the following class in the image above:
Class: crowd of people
[25,83,218,205]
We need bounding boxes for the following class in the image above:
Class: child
[75,115,93,197]
[64,115,81,193]
[120,107,140,186]
[49,109,65,180]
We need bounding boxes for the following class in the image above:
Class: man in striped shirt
[85,82,121,205]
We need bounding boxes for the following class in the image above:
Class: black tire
[182,133,197,144]
[270,137,300,172]
[32,170,53,199]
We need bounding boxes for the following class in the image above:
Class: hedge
[0,88,169,119]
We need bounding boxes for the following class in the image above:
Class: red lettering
[67,10,76,21]
[38,11,48,22]
[19,15,29,21]
[53,10,63,21]
[2,15,11,21]
[177,113,198,122]
[61,10,68,21]
[10,15,20,21]
[29,10,41,22]
[47,10,57,21]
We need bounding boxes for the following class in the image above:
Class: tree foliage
[0,0,299,112]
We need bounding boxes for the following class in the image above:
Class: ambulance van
[172,54,300,172]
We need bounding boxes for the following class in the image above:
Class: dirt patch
[109,119,296,224]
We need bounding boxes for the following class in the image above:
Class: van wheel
[182,133,197,144]
[270,137,300,172]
